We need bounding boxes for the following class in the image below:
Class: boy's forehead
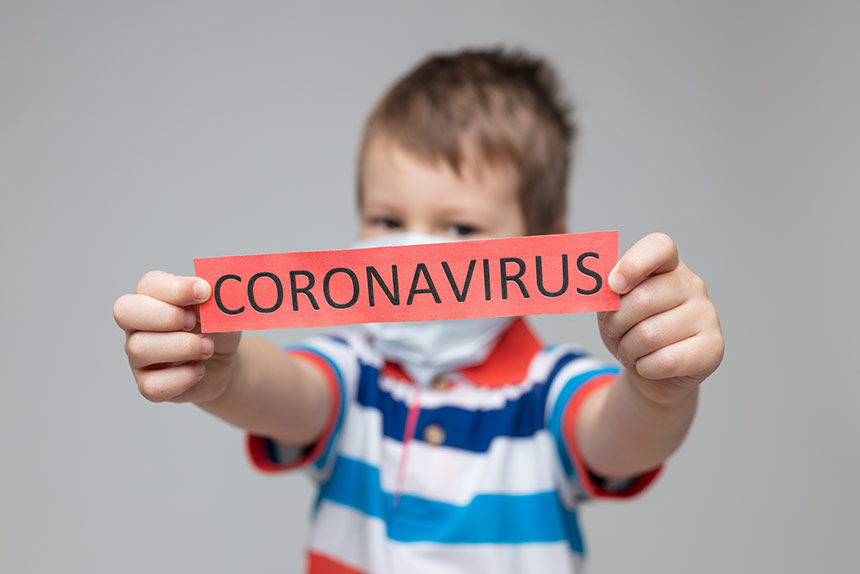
[362,136,519,193]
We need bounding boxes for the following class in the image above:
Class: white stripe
[547,432,584,508]
[334,326,385,369]
[544,354,609,423]
[308,501,386,573]
[385,538,584,574]
[337,403,562,505]
[295,333,366,481]
[308,501,584,574]
[301,334,362,395]
[337,404,385,470]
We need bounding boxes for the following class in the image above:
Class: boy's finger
[136,270,211,306]
[615,304,702,367]
[608,233,679,295]
[113,294,196,333]
[634,332,723,382]
[135,362,206,403]
[599,271,688,341]
[208,330,243,355]
[125,331,215,369]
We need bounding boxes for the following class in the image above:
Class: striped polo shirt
[247,318,660,573]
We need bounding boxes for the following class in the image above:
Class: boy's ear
[549,220,567,235]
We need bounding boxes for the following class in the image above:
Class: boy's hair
[357,48,575,235]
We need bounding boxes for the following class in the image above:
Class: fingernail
[609,272,628,293]
[194,362,206,378]
[201,337,214,357]
[184,309,196,330]
[616,352,627,367]
[192,280,210,301]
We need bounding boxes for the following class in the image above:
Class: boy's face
[359,138,527,241]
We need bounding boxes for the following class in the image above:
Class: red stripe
[381,361,411,382]
[560,374,662,498]
[307,550,365,574]
[246,349,342,473]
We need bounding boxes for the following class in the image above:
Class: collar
[380,318,543,389]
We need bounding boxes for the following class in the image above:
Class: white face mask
[352,233,514,387]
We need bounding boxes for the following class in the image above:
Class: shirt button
[430,374,451,391]
[422,423,446,446]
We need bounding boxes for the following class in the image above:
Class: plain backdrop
[2,1,858,572]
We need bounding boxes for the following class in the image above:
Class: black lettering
[214,274,244,315]
[500,257,530,300]
[323,268,360,309]
[289,270,320,311]
[366,265,399,307]
[535,255,569,297]
[248,272,283,313]
[441,260,476,303]
[576,252,602,295]
[406,263,441,305]
[482,259,492,301]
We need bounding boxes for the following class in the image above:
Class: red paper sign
[194,231,619,333]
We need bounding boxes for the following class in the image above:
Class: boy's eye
[446,224,478,237]
[372,217,401,230]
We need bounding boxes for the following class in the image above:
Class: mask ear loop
[392,386,422,509]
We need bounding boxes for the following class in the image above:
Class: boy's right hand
[113,271,242,404]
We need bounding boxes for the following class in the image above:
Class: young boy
[114,49,723,573]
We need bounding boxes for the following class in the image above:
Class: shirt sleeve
[246,333,361,481]
[544,348,661,502]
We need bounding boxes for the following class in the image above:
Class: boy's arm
[196,336,332,447]
[114,271,331,448]
[576,233,724,480]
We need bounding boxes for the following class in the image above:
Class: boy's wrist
[617,367,700,410]
[193,346,244,409]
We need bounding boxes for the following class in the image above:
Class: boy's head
[357,48,575,241]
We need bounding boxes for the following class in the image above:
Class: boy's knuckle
[688,273,706,294]
[137,372,164,402]
[709,333,726,365]
[163,305,182,329]
[177,335,198,357]
[707,304,721,327]
[112,295,132,324]
[125,333,145,358]
[171,281,187,303]
[136,271,157,294]
[638,320,661,347]
[652,232,676,254]
[655,347,682,374]
[628,284,654,313]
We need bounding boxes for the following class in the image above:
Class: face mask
[352,233,514,387]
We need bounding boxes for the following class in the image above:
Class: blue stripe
[326,335,349,346]
[264,436,281,464]
[547,367,620,480]
[319,455,584,552]
[354,351,585,454]
[284,343,348,471]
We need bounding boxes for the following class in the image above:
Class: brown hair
[357,48,575,235]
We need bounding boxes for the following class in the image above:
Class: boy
[114,49,723,573]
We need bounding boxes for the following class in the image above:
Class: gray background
[2,1,858,572]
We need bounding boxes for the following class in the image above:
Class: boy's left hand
[597,233,724,404]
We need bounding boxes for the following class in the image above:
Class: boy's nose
[401,223,434,237]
